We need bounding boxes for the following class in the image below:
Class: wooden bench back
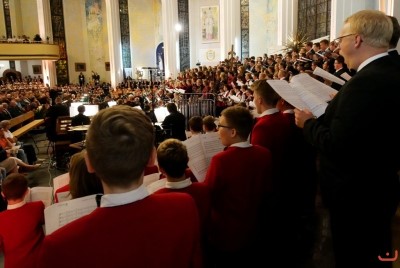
[9,111,35,129]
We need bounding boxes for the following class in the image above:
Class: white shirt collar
[259,108,279,117]
[388,48,398,53]
[7,200,26,210]
[357,52,388,72]
[230,140,252,148]
[100,185,149,208]
[165,178,192,189]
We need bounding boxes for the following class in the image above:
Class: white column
[161,0,179,79]
[105,0,123,88]
[277,0,298,50]
[189,0,199,68]
[37,0,56,86]
[219,0,241,61]
[330,0,378,39]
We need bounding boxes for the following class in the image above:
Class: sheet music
[56,191,72,203]
[52,173,70,195]
[291,73,337,102]
[229,95,241,103]
[340,72,352,81]
[44,194,97,235]
[267,80,328,118]
[26,187,53,208]
[201,132,224,160]
[297,87,328,118]
[313,66,345,86]
[154,106,169,123]
[184,136,208,181]
[183,134,223,182]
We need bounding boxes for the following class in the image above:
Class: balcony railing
[0,42,60,60]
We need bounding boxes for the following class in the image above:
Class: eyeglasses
[333,33,357,45]
[217,124,232,129]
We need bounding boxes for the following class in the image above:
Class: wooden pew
[8,111,45,138]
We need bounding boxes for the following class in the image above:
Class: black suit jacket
[162,112,186,141]
[45,104,70,140]
[388,49,399,57]
[330,68,350,90]
[303,55,400,211]
[71,114,91,126]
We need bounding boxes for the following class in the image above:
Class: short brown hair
[221,106,254,140]
[2,173,28,200]
[85,105,155,187]
[251,79,281,106]
[202,115,216,132]
[188,116,203,133]
[157,139,188,178]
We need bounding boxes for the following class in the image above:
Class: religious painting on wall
[201,6,219,43]
[75,63,86,72]
[32,65,42,74]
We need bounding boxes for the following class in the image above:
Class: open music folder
[267,73,337,118]
[183,132,224,182]
[25,187,53,208]
[44,194,98,235]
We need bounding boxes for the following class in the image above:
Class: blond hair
[345,10,392,49]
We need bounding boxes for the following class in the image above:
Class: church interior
[0,0,400,267]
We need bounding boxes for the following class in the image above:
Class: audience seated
[1,120,38,164]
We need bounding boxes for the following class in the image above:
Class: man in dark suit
[162,103,186,141]
[78,72,85,87]
[331,55,351,90]
[45,96,69,141]
[295,10,400,268]
[71,105,90,126]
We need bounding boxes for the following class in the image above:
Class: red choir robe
[37,193,202,268]
[250,110,291,191]
[154,180,211,235]
[0,201,45,268]
[204,144,272,252]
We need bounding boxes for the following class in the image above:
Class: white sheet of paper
[340,72,352,81]
[143,173,161,187]
[56,191,72,203]
[183,134,223,182]
[44,194,97,235]
[52,173,70,195]
[146,178,167,194]
[26,187,53,208]
[291,72,338,102]
[229,95,241,103]
[313,66,345,86]
[267,79,328,118]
